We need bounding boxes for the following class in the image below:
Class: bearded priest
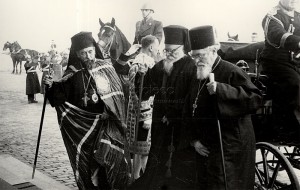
[184,25,262,190]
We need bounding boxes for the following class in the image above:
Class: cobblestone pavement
[0,71,78,189]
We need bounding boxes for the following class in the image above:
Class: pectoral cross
[82,92,90,107]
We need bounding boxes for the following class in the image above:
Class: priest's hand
[43,75,53,88]
[192,140,209,157]
[206,81,217,95]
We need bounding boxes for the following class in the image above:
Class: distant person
[133,2,163,45]
[260,0,300,141]
[60,48,70,73]
[24,55,40,104]
[40,53,51,95]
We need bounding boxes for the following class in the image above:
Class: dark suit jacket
[133,17,163,44]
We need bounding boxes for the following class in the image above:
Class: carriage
[220,41,300,190]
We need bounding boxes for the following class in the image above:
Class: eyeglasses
[190,50,212,60]
[163,45,182,55]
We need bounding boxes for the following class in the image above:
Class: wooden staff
[32,66,54,179]
[32,86,48,179]
[209,73,228,190]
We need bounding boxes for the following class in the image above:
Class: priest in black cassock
[129,25,197,190]
[184,25,262,190]
[44,32,131,190]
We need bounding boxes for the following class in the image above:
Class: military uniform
[133,17,163,44]
[261,3,300,139]
[24,60,40,103]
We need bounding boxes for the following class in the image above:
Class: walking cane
[209,73,228,190]
[32,86,48,179]
[32,66,54,179]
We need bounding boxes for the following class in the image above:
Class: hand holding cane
[209,73,228,190]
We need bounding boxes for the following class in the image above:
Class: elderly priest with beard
[184,25,262,190]
[44,32,131,190]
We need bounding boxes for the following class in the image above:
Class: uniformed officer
[24,55,40,103]
[133,2,163,45]
[261,0,300,142]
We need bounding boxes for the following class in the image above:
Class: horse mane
[12,41,22,51]
[114,25,130,53]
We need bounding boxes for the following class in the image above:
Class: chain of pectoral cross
[192,58,221,117]
[192,78,208,117]
[81,71,92,107]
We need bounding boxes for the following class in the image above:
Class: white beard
[196,65,212,80]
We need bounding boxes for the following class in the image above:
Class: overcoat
[261,4,300,111]
[133,17,163,44]
[24,61,40,95]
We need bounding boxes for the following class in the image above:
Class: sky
[0,0,282,54]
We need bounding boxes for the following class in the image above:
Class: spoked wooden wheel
[255,142,300,190]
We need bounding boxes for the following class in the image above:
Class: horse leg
[12,60,15,74]
[19,61,22,74]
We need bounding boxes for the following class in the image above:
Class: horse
[3,41,26,74]
[97,18,131,61]
[3,41,40,74]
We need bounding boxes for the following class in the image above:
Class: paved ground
[0,68,77,189]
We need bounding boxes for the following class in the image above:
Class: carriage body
[220,41,300,189]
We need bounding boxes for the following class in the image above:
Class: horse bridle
[99,25,116,59]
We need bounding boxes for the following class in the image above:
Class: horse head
[3,41,12,51]
[227,32,239,41]
[97,18,118,57]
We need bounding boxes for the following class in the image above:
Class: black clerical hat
[71,32,95,52]
[189,25,218,50]
[163,25,191,53]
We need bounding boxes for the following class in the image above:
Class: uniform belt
[27,70,36,73]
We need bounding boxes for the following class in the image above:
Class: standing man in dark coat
[43,32,131,190]
[129,25,197,190]
[133,2,163,45]
[185,25,262,190]
[260,0,300,141]
[24,55,40,103]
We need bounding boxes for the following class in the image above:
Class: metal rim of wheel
[255,142,300,190]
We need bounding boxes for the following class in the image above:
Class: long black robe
[24,61,40,95]
[47,59,130,190]
[129,55,198,190]
[184,57,261,190]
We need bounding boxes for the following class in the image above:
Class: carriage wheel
[255,142,300,190]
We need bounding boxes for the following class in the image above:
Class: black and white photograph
[0,0,300,189]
